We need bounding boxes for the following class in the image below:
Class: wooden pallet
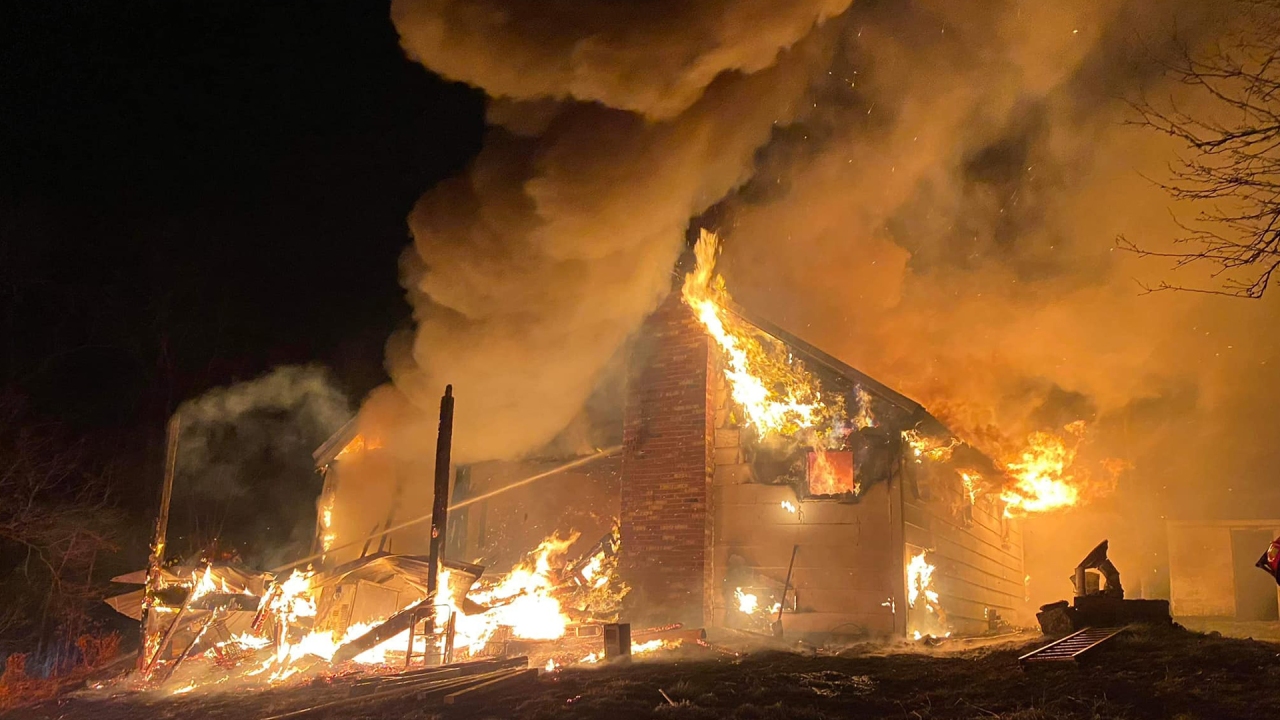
[1018,627,1124,665]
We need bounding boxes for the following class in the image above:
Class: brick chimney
[619,289,714,626]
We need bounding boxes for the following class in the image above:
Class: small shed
[1167,520,1280,620]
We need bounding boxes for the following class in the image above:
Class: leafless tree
[0,395,123,651]
[1122,1,1280,298]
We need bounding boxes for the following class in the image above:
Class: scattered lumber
[258,656,531,719]
[443,668,537,705]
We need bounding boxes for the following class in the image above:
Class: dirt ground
[12,625,1280,720]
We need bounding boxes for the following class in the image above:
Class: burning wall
[620,284,1027,639]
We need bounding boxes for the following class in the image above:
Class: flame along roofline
[719,300,947,431]
[718,298,1009,504]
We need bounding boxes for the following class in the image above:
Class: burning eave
[713,297,1004,495]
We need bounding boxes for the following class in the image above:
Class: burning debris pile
[103,523,686,696]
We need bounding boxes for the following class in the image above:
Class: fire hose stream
[271,445,622,574]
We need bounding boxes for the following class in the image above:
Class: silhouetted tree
[1123,1,1280,298]
[0,394,123,655]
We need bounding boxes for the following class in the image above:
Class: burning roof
[684,229,1108,516]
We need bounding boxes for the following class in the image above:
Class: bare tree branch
[1122,1,1280,297]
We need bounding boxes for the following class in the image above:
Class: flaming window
[807,450,856,496]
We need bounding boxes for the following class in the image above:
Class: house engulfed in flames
[615,253,1023,640]
[439,233,1029,641]
[109,233,1048,693]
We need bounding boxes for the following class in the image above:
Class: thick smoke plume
[172,365,349,564]
[381,0,854,463]
[375,1,1280,602]
[709,1,1280,601]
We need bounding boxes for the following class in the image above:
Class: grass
[11,625,1280,719]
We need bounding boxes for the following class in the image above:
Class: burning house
[106,232,1054,694]
[430,232,1029,641]
[616,272,1025,640]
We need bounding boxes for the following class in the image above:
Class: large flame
[439,533,580,656]
[682,230,838,438]
[906,549,948,638]
[999,429,1081,517]
[906,551,939,613]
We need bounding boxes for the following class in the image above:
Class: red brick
[619,291,713,625]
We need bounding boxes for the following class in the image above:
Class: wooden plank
[787,587,900,615]
[928,528,1023,576]
[926,506,1024,556]
[444,668,538,705]
[712,503,893,535]
[774,610,894,636]
[350,668,462,696]
[909,526,1022,582]
[905,497,1023,555]
[707,563,894,593]
[932,546,1025,590]
[710,584,895,613]
[714,514,893,548]
[935,576,1024,610]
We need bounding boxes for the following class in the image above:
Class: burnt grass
[14,625,1280,720]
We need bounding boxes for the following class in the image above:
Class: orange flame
[902,429,959,463]
[999,430,1081,517]
[682,230,838,438]
[906,550,948,637]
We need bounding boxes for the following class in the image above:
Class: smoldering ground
[349,0,1280,604]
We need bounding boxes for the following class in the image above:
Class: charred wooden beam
[426,384,454,629]
[331,598,427,665]
[139,413,181,671]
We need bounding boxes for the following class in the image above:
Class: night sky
[3,2,482,555]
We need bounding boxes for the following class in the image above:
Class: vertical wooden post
[405,610,417,669]
[139,413,181,671]
[426,385,454,631]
